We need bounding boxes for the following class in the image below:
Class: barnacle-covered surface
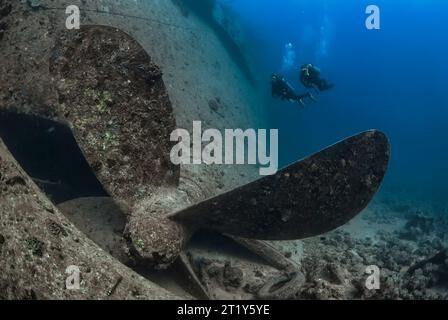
[49,25,180,205]
[0,140,178,299]
[173,131,390,240]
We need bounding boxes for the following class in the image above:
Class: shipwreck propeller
[46,25,390,272]
[125,130,390,267]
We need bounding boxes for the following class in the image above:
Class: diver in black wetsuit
[271,73,315,107]
[300,64,334,92]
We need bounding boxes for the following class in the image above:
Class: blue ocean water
[223,0,448,207]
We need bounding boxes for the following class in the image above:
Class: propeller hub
[124,188,193,269]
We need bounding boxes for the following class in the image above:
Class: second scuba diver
[271,73,316,107]
[300,64,334,92]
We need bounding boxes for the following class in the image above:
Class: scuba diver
[300,64,334,92]
[271,73,316,107]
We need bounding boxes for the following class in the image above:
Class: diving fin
[171,130,390,241]
[309,93,318,102]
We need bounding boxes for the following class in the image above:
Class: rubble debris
[399,211,434,241]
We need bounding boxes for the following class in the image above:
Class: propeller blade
[171,130,390,240]
[49,25,179,207]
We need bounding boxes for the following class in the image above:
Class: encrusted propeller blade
[171,130,390,240]
[49,25,179,206]
[0,139,178,299]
